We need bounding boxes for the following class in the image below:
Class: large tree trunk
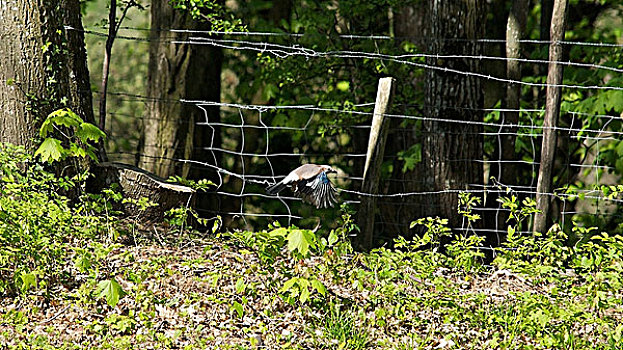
[140,0,223,179]
[0,0,94,148]
[420,0,486,229]
[378,1,486,237]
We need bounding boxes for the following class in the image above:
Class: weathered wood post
[534,0,568,234]
[357,77,395,249]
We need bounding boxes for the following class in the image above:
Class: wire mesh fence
[74,25,623,242]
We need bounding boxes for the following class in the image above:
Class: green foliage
[572,232,623,315]
[168,0,245,31]
[286,228,316,258]
[0,143,113,295]
[166,175,215,191]
[35,108,106,163]
[230,223,326,305]
[496,189,540,232]
[2,187,623,348]
[95,278,126,307]
[313,304,369,349]
[397,144,422,173]
[228,206,360,307]
[319,204,358,257]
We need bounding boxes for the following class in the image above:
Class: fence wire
[75,25,623,239]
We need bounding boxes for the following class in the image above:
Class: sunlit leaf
[311,279,326,296]
[287,229,310,256]
[75,122,106,142]
[35,138,64,163]
[95,278,126,307]
[231,301,243,318]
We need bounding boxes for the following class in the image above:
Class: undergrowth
[1,112,623,349]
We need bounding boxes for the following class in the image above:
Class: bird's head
[321,165,338,174]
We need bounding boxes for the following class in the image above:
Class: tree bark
[88,162,195,223]
[379,1,486,237]
[499,0,529,187]
[421,0,486,229]
[140,0,223,179]
[0,0,94,148]
[483,0,529,244]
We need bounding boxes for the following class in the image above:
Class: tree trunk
[483,0,529,244]
[499,0,528,186]
[421,0,486,229]
[140,0,223,179]
[0,0,94,148]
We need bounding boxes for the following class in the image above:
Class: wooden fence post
[534,0,568,234]
[357,77,395,249]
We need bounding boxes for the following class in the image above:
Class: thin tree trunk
[500,0,529,186]
[62,0,97,127]
[483,0,530,245]
[99,0,116,132]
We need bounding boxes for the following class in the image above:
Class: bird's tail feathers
[266,181,287,195]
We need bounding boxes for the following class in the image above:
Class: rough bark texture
[89,163,195,223]
[140,0,223,179]
[0,0,94,148]
[421,0,485,229]
[61,1,97,127]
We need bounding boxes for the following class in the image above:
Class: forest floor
[1,228,623,350]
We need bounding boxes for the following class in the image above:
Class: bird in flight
[266,164,338,209]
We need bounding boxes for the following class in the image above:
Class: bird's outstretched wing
[296,172,338,209]
[266,164,338,209]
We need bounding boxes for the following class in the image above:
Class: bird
[266,164,338,209]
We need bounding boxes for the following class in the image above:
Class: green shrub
[0,143,112,296]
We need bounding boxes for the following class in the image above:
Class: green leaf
[299,285,311,304]
[49,108,82,128]
[398,144,422,173]
[235,277,246,294]
[270,227,287,238]
[39,118,54,138]
[35,138,64,163]
[75,122,106,142]
[69,143,87,158]
[95,278,126,307]
[328,230,338,245]
[18,272,37,292]
[74,253,92,273]
[311,279,326,296]
[336,81,350,91]
[231,301,244,318]
[263,83,279,100]
[287,229,310,256]
[280,277,298,293]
